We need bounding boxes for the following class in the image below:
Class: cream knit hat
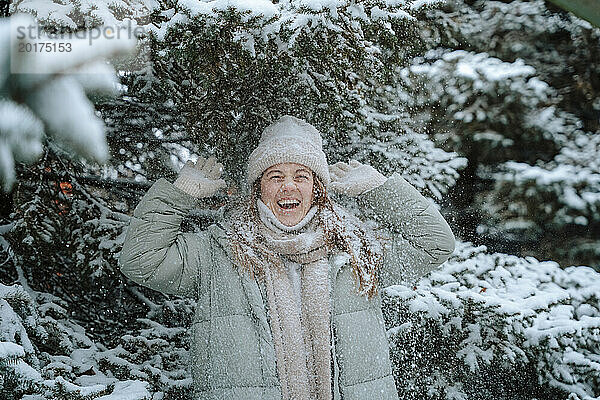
[247,115,330,185]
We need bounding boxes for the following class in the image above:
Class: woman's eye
[295,175,308,181]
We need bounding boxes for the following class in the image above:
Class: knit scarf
[256,200,332,400]
[227,197,383,399]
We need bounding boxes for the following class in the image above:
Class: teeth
[277,199,300,208]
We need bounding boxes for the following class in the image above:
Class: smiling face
[259,163,314,226]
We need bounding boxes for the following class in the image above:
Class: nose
[280,178,297,192]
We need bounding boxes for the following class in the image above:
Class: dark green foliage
[384,242,600,399]
[1,0,599,399]
[135,3,455,187]
[402,0,600,268]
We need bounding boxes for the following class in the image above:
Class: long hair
[229,173,382,298]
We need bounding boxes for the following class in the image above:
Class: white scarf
[257,200,332,400]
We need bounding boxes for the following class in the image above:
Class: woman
[119,115,455,400]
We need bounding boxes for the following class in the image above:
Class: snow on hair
[228,173,382,298]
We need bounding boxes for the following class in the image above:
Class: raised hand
[328,159,387,197]
[173,156,226,198]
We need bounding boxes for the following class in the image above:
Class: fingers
[349,159,362,168]
[207,160,223,180]
[334,161,351,171]
[200,156,216,175]
[194,156,206,171]
[329,161,349,180]
[329,165,343,180]
[330,159,366,181]
[331,161,361,172]
[191,156,224,179]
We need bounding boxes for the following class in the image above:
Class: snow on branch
[0,14,136,192]
[384,241,600,399]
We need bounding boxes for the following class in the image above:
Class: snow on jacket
[119,172,456,399]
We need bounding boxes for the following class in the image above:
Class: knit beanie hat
[247,115,330,185]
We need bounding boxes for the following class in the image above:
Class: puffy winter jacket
[119,172,455,399]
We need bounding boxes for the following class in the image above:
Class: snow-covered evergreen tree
[384,242,600,399]
[129,0,464,189]
[1,1,599,399]
[401,0,600,267]
[0,13,135,192]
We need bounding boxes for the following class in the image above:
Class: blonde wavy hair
[229,172,382,298]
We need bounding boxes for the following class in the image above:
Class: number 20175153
[19,42,72,52]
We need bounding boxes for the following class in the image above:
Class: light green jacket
[119,173,455,399]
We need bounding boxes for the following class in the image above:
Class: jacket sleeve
[119,178,208,297]
[358,172,456,286]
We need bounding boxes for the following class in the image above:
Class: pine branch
[125,286,160,314]
[46,144,132,222]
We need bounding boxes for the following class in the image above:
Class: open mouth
[277,199,301,210]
